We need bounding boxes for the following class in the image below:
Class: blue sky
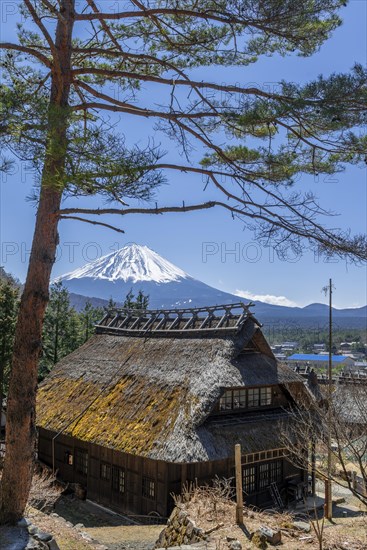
[0,1,366,309]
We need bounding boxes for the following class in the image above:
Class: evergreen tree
[40,281,77,378]
[107,298,117,310]
[79,301,104,343]
[0,268,22,289]
[40,285,103,377]
[64,309,82,353]
[0,280,19,407]
[124,290,150,310]
[136,290,150,311]
[1,0,367,522]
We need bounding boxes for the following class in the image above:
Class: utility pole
[235,444,244,525]
[323,278,333,519]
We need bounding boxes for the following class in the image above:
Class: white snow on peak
[60,244,190,284]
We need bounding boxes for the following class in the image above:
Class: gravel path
[84,525,163,550]
[54,497,133,529]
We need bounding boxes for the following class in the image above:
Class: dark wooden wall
[166,454,303,509]
[38,428,305,516]
[38,428,169,517]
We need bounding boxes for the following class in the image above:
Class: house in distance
[37,302,309,517]
[287,353,355,375]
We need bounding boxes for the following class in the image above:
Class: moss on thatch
[38,376,184,455]
[37,319,304,462]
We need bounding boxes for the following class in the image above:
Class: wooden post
[311,439,316,496]
[352,471,357,491]
[324,479,329,508]
[325,278,333,520]
[235,444,243,525]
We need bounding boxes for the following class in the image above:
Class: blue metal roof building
[287,354,354,363]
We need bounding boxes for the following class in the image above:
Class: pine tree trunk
[0,0,75,523]
[0,188,62,523]
[0,335,5,433]
[54,299,60,365]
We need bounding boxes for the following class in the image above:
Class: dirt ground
[28,484,367,550]
[185,501,367,550]
[29,496,163,550]
[28,498,367,550]
[177,483,367,550]
[84,524,164,550]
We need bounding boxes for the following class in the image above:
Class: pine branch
[2,0,365,261]
[57,201,352,259]
[75,0,342,50]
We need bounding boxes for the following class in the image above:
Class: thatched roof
[334,382,367,425]
[37,311,304,463]
[197,411,294,458]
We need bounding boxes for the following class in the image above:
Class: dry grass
[174,477,295,528]
[26,468,63,513]
[172,479,367,550]
[0,461,63,514]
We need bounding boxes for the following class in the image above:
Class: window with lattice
[142,476,155,499]
[75,449,88,476]
[112,467,125,494]
[101,462,111,481]
[242,460,283,495]
[243,465,256,494]
[219,387,273,410]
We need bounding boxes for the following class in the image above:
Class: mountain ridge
[57,244,366,328]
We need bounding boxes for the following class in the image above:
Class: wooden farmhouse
[37,303,309,517]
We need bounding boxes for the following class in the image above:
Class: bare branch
[23,0,59,69]
[71,80,217,120]
[71,67,293,103]
[75,7,252,25]
[0,43,51,67]
[59,215,125,233]
[282,380,367,508]
[59,201,218,217]
[39,0,66,23]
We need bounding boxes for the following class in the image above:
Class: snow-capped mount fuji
[61,244,189,285]
[57,243,238,308]
[57,243,367,328]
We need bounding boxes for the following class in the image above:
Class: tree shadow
[54,495,133,528]
[238,522,251,539]
[0,525,31,548]
[332,504,364,519]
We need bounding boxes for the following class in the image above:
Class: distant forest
[262,325,366,350]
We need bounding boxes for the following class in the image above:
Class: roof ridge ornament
[96,302,258,335]
[108,301,253,315]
